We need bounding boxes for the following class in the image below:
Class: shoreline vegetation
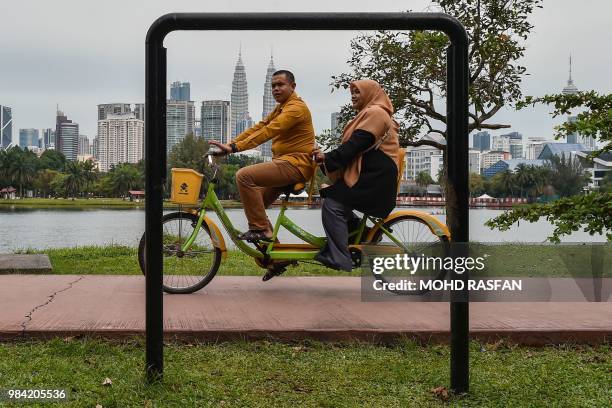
[0,197,243,209]
[14,244,610,278]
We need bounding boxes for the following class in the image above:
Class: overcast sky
[1,0,611,145]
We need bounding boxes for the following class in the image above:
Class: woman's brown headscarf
[331,80,399,187]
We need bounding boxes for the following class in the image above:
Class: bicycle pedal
[262,266,287,281]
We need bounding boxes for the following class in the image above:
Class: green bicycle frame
[179,179,394,262]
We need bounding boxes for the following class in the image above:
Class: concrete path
[0,275,609,344]
[0,254,52,274]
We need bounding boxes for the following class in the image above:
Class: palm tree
[0,149,9,186]
[110,164,140,197]
[498,169,516,197]
[63,161,85,198]
[514,163,530,198]
[8,148,37,197]
[80,160,99,196]
[415,171,434,197]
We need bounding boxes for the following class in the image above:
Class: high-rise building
[201,100,230,144]
[170,81,190,102]
[472,131,490,151]
[42,128,55,150]
[91,136,98,158]
[501,132,523,159]
[260,54,277,161]
[481,151,511,172]
[166,100,195,152]
[469,150,481,174]
[503,131,522,141]
[19,128,39,148]
[561,55,596,151]
[491,135,510,153]
[97,113,144,172]
[98,103,131,121]
[133,103,145,122]
[525,137,547,160]
[78,134,90,155]
[404,145,444,181]
[56,110,79,161]
[230,50,252,138]
[194,118,202,138]
[566,116,578,144]
[1,105,13,148]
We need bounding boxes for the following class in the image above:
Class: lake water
[0,206,606,253]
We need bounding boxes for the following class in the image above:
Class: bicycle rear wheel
[370,215,449,295]
[138,211,221,294]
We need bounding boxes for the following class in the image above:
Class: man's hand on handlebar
[208,140,233,156]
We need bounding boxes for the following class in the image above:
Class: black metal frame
[145,12,469,391]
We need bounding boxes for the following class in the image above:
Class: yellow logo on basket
[179,182,189,194]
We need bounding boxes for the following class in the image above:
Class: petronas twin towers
[230,50,276,159]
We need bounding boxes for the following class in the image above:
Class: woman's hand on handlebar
[208,140,233,156]
[312,148,325,163]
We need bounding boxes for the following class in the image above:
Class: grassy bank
[0,198,242,209]
[31,244,610,278]
[41,246,345,277]
[0,339,609,407]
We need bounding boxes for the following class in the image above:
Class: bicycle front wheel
[370,215,449,295]
[138,211,221,294]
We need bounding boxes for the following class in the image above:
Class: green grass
[0,339,609,407]
[39,246,351,277]
[34,244,611,278]
[0,198,242,209]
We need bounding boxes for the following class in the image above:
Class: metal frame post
[144,39,166,381]
[446,43,470,393]
[145,12,469,390]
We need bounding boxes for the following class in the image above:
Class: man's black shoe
[237,230,273,243]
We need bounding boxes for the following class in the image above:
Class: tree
[108,163,142,197]
[7,147,37,197]
[487,91,612,242]
[601,172,612,193]
[62,161,83,198]
[496,169,516,197]
[326,0,543,233]
[329,0,542,149]
[546,154,589,197]
[518,92,611,156]
[39,149,67,172]
[34,169,60,198]
[168,134,208,174]
[415,171,434,188]
[50,173,68,197]
[514,163,530,198]
[469,172,485,197]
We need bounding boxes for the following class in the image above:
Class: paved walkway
[0,275,609,344]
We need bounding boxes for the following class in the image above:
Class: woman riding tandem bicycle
[313,80,400,272]
[138,79,451,293]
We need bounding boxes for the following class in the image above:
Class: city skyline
[1,55,601,156]
[1,0,611,145]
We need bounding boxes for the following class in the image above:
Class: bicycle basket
[170,168,204,205]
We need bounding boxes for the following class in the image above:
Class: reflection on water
[0,206,606,253]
